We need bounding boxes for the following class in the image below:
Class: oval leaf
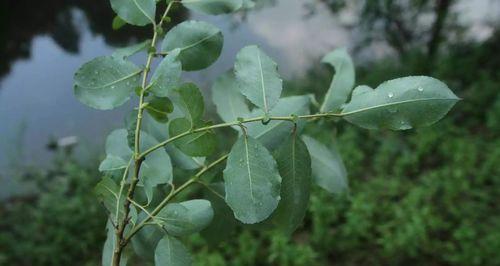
[223,135,281,224]
[341,76,460,130]
[74,56,141,110]
[110,0,156,26]
[156,199,214,236]
[234,45,283,114]
[319,48,355,113]
[155,235,192,266]
[169,118,217,157]
[211,71,251,125]
[201,183,237,244]
[149,49,182,97]
[302,135,348,195]
[181,0,243,15]
[161,21,223,71]
[270,136,312,235]
[246,95,310,150]
[145,97,174,123]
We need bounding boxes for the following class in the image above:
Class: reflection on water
[0,0,353,173]
[0,0,498,197]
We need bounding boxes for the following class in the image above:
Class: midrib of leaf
[257,51,269,113]
[146,106,169,116]
[79,70,141,90]
[132,0,154,23]
[342,97,459,116]
[243,136,256,203]
[186,131,210,144]
[320,60,346,112]
[177,33,218,52]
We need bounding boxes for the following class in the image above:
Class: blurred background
[1,0,499,265]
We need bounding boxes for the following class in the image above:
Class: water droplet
[111,85,115,89]
[417,87,424,92]
[388,108,398,114]
[388,93,394,98]
[94,70,99,75]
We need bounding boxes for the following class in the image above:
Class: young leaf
[223,135,281,224]
[201,183,237,244]
[211,71,251,125]
[155,235,192,266]
[149,49,182,97]
[110,0,156,26]
[145,97,174,123]
[161,21,223,71]
[341,76,460,130]
[112,15,127,30]
[112,39,152,59]
[234,45,283,114]
[246,95,310,150]
[181,0,243,15]
[302,135,348,195]
[94,177,125,222]
[156,199,214,236]
[99,129,133,172]
[74,56,141,110]
[169,118,217,157]
[319,48,355,113]
[125,109,139,149]
[270,136,312,235]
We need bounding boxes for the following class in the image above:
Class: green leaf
[125,110,138,149]
[74,56,141,110]
[112,40,152,59]
[201,183,237,244]
[156,199,214,236]
[110,0,156,26]
[211,71,250,125]
[341,76,460,130]
[246,95,310,150]
[149,49,182,97]
[173,83,205,124]
[161,21,223,71]
[155,235,192,266]
[112,15,127,30]
[98,129,173,203]
[131,215,163,262]
[270,136,311,235]
[319,48,355,113]
[302,135,348,195]
[94,177,125,222]
[145,97,174,123]
[143,114,205,170]
[223,135,282,224]
[234,45,283,114]
[169,118,217,157]
[181,0,243,15]
[241,0,255,9]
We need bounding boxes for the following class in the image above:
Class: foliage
[0,156,105,266]
[71,0,458,265]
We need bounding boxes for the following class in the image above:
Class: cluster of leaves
[73,0,459,265]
